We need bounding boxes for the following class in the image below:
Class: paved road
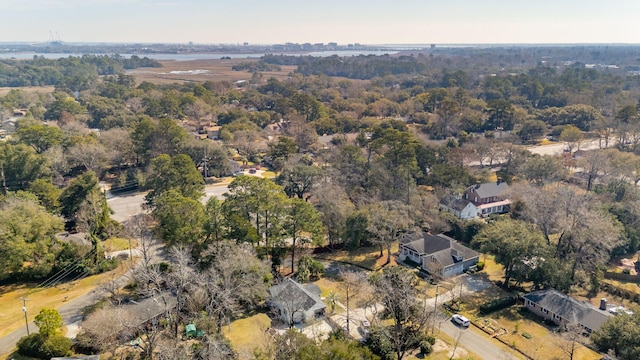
[439,319,518,360]
[526,139,604,156]
[426,275,520,360]
[108,183,230,222]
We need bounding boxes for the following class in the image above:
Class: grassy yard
[467,305,600,360]
[316,244,399,271]
[102,237,138,253]
[0,262,132,339]
[261,171,276,179]
[223,312,271,359]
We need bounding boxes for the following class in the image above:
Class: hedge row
[479,294,519,314]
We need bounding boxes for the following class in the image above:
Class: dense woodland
[3,47,640,358]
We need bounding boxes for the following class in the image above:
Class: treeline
[262,54,427,79]
[231,61,281,72]
[0,55,161,88]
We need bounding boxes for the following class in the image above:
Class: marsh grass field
[127,59,297,85]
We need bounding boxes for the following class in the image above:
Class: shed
[185,323,197,337]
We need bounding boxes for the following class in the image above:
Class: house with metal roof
[523,289,613,334]
[399,232,479,278]
[268,278,326,326]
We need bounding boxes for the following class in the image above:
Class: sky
[1,0,639,45]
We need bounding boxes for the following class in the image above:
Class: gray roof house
[399,232,479,278]
[523,289,613,333]
[463,180,511,217]
[268,278,326,326]
[439,194,478,220]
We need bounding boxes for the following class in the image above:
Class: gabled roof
[440,194,475,212]
[524,289,612,331]
[467,181,509,199]
[268,278,326,314]
[402,233,479,268]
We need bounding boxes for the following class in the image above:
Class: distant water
[0,50,399,61]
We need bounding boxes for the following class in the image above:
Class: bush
[419,334,436,355]
[365,326,395,360]
[479,294,519,314]
[96,258,119,273]
[17,333,46,358]
[42,335,73,357]
[419,340,433,355]
[17,333,72,359]
[476,261,485,271]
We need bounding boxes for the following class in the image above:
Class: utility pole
[432,284,439,334]
[1,162,7,195]
[203,147,208,179]
[20,297,29,335]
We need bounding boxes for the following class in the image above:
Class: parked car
[249,168,257,174]
[452,314,470,327]
[360,320,371,336]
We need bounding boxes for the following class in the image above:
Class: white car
[452,314,470,327]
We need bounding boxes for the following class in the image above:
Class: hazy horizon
[1,0,639,45]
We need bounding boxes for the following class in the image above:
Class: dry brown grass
[223,312,271,360]
[126,59,296,85]
[0,86,54,97]
[473,306,601,360]
[0,262,131,338]
[317,243,399,271]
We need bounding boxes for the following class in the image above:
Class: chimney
[475,181,481,189]
[497,177,502,185]
[599,298,607,311]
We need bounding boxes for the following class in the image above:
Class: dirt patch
[432,338,449,352]
[447,346,468,359]
[126,59,296,85]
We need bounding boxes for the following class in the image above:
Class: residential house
[399,232,479,278]
[463,179,511,217]
[439,194,478,220]
[12,109,27,117]
[268,278,326,325]
[204,125,221,140]
[523,289,613,334]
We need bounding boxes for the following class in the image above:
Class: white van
[452,314,470,327]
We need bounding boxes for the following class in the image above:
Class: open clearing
[0,262,131,338]
[126,59,297,85]
[223,312,271,359]
[0,86,54,97]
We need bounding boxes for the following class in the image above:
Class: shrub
[17,333,46,358]
[365,326,395,360]
[17,333,72,359]
[96,258,119,273]
[479,294,519,314]
[476,261,485,271]
[42,335,73,357]
[419,340,433,355]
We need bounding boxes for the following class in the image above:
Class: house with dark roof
[523,289,613,334]
[399,232,479,278]
[268,278,326,326]
[462,179,511,217]
[439,194,478,220]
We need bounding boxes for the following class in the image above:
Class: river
[0,50,398,61]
